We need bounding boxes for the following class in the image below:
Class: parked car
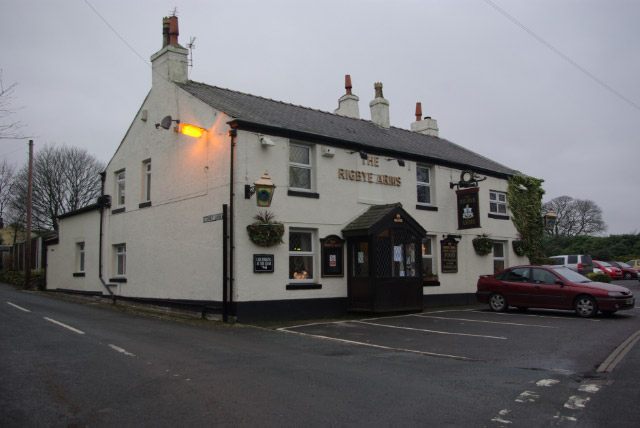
[609,262,640,280]
[626,260,640,269]
[593,261,623,280]
[476,265,634,317]
[548,254,594,275]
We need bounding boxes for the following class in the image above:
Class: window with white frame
[416,166,432,205]
[489,191,507,215]
[422,236,438,281]
[289,230,314,282]
[115,244,126,277]
[143,160,151,202]
[289,143,312,191]
[116,170,126,207]
[493,241,505,273]
[76,242,85,273]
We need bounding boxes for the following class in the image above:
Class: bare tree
[0,70,24,139]
[11,145,105,231]
[543,195,607,236]
[0,159,16,227]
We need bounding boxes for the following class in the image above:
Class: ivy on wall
[506,174,548,265]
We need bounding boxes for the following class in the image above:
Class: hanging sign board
[320,235,344,277]
[441,237,459,273]
[253,254,274,273]
[456,187,481,229]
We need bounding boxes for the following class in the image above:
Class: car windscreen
[617,262,631,268]
[598,261,613,267]
[552,267,591,283]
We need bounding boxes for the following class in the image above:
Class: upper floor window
[489,191,507,215]
[289,144,312,191]
[143,160,151,202]
[416,166,432,205]
[116,170,126,207]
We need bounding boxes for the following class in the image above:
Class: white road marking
[43,317,85,335]
[108,344,135,357]
[491,409,512,424]
[553,413,577,422]
[277,328,472,360]
[415,314,557,328]
[564,395,590,409]
[536,379,559,387]
[353,320,507,340]
[578,384,601,393]
[473,310,600,321]
[597,327,640,372]
[6,302,30,312]
[515,391,539,403]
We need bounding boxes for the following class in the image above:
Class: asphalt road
[2,281,640,427]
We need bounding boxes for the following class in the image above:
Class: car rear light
[578,263,583,271]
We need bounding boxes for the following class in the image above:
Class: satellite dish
[160,115,173,130]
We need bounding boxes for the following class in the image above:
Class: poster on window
[456,187,481,229]
[320,235,344,277]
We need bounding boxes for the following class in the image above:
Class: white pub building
[46,16,528,322]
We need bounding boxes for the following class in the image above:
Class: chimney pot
[415,102,422,122]
[374,82,384,99]
[169,15,179,45]
[162,17,170,47]
[345,75,352,95]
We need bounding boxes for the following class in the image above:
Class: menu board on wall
[321,235,344,277]
[441,237,458,273]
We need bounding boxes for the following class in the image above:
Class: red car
[593,260,624,280]
[609,261,640,280]
[476,265,634,317]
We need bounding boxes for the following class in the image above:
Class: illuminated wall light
[177,123,206,138]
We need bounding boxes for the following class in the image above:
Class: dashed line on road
[43,317,85,335]
[6,302,31,312]
[109,344,135,357]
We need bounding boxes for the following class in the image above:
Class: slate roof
[342,203,403,234]
[177,81,516,177]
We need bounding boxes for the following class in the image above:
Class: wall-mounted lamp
[359,151,368,160]
[385,158,406,167]
[155,115,180,130]
[177,123,206,138]
[245,170,276,207]
[543,209,558,231]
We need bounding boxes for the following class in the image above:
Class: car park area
[280,281,640,375]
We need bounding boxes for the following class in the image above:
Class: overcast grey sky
[2,0,638,234]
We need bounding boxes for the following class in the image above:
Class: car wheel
[624,272,633,280]
[489,293,508,312]
[574,295,598,318]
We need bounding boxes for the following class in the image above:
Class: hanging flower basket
[512,240,527,257]
[246,211,285,247]
[472,235,495,256]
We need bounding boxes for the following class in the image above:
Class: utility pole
[25,140,33,289]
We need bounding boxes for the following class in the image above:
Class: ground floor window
[115,244,126,277]
[76,242,85,273]
[422,236,438,281]
[289,230,314,282]
[493,241,505,273]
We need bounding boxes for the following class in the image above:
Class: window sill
[73,272,85,277]
[111,207,125,215]
[109,277,127,283]
[288,190,320,199]
[286,283,322,290]
[416,204,438,212]
[488,213,510,220]
[139,201,152,209]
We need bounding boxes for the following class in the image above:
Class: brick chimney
[411,102,439,137]
[150,15,188,86]
[334,75,360,119]
[369,82,390,128]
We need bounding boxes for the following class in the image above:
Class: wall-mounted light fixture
[386,157,405,167]
[543,209,558,231]
[359,151,368,160]
[155,115,180,130]
[245,170,276,207]
[177,123,205,138]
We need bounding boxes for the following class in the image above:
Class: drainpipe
[98,172,116,303]
[228,127,237,321]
